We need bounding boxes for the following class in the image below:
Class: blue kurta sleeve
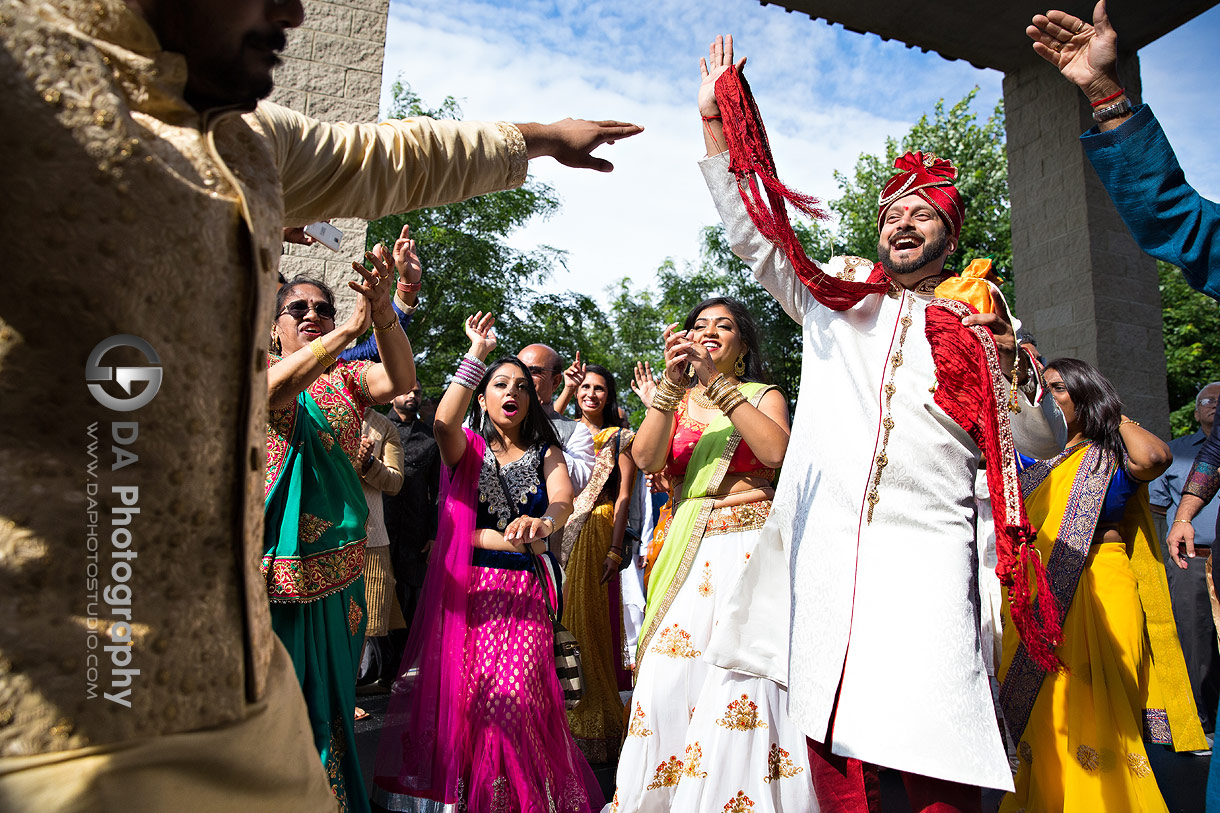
[336,298,413,363]
[1081,105,1220,299]
[1184,421,1220,505]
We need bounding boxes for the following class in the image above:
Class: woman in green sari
[609,297,814,813]
[264,247,416,813]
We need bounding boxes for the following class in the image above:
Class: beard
[877,228,950,276]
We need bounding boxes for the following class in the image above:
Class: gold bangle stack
[309,338,338,369]
[704,373,746,415]
[373,315,398,333]
[605,550,623,566]
[651,376,686,412]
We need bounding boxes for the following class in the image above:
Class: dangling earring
[734,353,746,377]
[270,329,282,355]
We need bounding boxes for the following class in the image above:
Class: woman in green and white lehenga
[263,250,415,813]
[609,297,815,813]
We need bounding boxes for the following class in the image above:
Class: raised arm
[697,36,814,325]
[355,248,416,403]
[433,313,497,468]
[632,325,687,473]
[1028,2,1220,296]
[553,351,584,415]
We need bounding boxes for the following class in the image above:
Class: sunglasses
[279,300,336,321]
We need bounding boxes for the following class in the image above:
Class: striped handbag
[531,553,584,710]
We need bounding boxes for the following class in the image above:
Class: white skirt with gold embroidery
[606,517,816,813]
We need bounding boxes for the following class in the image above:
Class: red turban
[877,151,964,238]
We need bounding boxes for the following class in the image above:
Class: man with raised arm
[695,35,1060,813]
[1027,0,1219,297]
[0,1,639,810]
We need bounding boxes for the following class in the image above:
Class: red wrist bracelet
[1090,88,1125,107]
[397,281,421,293]
[701,114,722,121]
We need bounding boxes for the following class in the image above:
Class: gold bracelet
[651,377,686,412]
[605,550,623,565]
[309,338,338,369]
[1120,419,1140,428]
[716,389,747,415]
[1173,519,1193,525]
[373,315,398,332]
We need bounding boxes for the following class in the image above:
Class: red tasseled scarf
[925,305,1062,672]
[714,65,1063,672]
[713,66,889,309]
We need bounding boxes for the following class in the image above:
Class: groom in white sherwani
[697,35,1063,813]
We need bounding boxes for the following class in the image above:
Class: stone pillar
[1004,53,1170,437]
[269,0,390,313]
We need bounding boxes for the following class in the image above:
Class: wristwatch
[1092,97,1132,123]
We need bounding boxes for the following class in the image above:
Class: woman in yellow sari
[557,363,637,763]
[999,358,1205,812]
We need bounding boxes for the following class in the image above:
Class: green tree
[1160,260,1220,436]
[830,89,1011,295]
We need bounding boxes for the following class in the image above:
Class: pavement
[353,691,1211,811]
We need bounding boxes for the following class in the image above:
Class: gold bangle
[1120,419,1140,428]
[373,315,398,332]
[605,550,623,565]
[716,389,747,415]
[1173,519,1193,525]
[651,377,686,412]
[309,338,338,369]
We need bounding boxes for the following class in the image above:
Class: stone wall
[1005,53,1170,438]
[269,0,390,316]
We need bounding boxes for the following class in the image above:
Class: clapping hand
[562,351,586,394]
[392,224,422,292]
[464,312,497,360]
[631,361,657,407]
[357,436,375,472]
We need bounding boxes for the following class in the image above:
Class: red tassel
[713,66,889,311]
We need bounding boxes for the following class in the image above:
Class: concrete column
[269,0,390,314]
[1004,52,1170,438]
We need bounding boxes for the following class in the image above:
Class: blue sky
[381,0,1220,305]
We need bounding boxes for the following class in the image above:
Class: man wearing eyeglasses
[518,344,595,493]
[1151,382,1220,750]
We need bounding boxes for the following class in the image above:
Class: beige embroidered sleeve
[255,102,528,225]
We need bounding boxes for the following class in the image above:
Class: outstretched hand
[518,119,643,172]
[698,34,746,118]
[1027,1,1120,99]
[562,351,586,393]
[392,223,422,287]
[631,361,657,408]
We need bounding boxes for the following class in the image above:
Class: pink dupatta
[372,429,484,806]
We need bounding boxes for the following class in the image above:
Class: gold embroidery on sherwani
[716,694,769,730]
[722,791,756,812]
[627,703,653,737]
[299,513,333,545]
[347,597,363,636]
[867,291,915,523]
[764,743,804,782]
[646,755,684,789]
[653,624,702,659]
[698,561,713,597]
[681,742,708,779]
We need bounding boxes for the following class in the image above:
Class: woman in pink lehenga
[372,313,604,813]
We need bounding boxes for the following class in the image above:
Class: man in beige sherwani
[0,1,639,811]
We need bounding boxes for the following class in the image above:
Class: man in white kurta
[695,37,1056,812]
